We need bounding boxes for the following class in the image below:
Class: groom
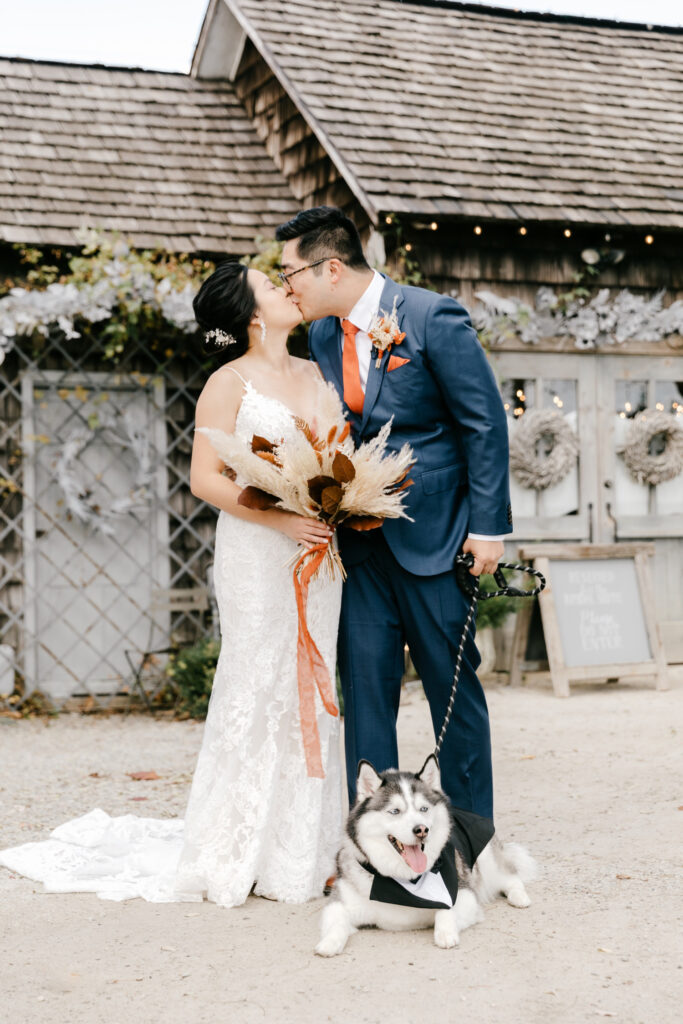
[276,207,512,819]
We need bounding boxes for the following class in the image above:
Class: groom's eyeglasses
[277,258,332,291]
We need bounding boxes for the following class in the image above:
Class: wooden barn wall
[389,228,683,311]
[232,41,370,233]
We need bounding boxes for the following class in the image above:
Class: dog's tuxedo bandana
[362,809,495,911]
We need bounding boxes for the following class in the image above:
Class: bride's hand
[275,512,333,548]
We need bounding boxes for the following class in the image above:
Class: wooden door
[489,352,597,542]
[490,349,683,662]
[597,354,683,660]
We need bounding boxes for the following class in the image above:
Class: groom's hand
[462,538,504,576]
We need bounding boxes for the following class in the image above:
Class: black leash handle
[454,552,546,600]
[434,554,546,759]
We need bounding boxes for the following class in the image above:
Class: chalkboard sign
[549,558,651,666]
[516,544,668,697]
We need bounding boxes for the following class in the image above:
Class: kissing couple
[0,206,512,907]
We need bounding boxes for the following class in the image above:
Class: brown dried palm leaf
[308,474,338,506]
[332,451,355,483]
[237,486,279,510]
[321,484,343,516]
[251,435,276,454]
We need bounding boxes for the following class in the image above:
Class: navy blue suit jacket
[308,276,512,576]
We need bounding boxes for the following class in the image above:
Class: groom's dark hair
[275,206,369,271]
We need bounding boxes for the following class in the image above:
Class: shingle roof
[0,57,299,253]
[221,0,683,229]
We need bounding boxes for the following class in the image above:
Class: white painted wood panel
[22,372,169,698]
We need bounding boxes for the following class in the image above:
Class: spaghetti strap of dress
[226,366,250,389]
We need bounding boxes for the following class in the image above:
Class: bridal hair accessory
[197,382,415,779]
[205,328,237,348]
[368,295,406,368]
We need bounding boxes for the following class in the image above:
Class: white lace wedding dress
[0,378,343,906]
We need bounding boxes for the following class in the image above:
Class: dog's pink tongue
[402,843,427,874]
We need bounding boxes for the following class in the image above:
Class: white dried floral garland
[617,410,683,486]
[509,409,579,491]
[471,286,683,350]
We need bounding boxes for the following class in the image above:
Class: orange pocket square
[387,355,410,372]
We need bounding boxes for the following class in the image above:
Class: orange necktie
[341,319,364,415]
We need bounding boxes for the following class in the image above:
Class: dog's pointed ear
[416,754,441,792]
[356,760,382,801]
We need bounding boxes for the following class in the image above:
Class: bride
[0,262,344,907]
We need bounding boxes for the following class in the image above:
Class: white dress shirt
[339,273,503,543]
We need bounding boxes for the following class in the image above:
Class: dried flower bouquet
[197,381,414,580]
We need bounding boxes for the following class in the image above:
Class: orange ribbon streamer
[292,543,339,778]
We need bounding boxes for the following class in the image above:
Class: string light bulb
[404,243,412,251]
[474,225,482,235]
[385,215,393,225]
[519,226,527,236]
[564,228,572,238]
[430,222,438,231]
[645,234,654,245]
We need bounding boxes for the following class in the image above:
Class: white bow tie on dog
[363,837,461,911]
[392,865,455,907]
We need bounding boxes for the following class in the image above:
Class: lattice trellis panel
[0,328,219,709]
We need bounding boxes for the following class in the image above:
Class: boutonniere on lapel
[368,295,406,369]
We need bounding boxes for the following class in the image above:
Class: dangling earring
[258,317,267,346]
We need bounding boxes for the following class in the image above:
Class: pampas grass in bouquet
[197,381,415,581]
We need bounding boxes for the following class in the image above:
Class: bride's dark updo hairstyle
[192,260,256,362]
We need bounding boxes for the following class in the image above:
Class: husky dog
[315,755,536,956]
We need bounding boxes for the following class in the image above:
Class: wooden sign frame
[511,543,669,697]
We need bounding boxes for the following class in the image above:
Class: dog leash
[433,554,546,759]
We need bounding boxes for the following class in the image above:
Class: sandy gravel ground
[1,672,681,1024]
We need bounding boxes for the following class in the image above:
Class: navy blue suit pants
[338,532,493,819]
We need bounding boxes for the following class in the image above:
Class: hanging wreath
[509,409,579,491]
[51,406,155,536]
[618,410,683,486]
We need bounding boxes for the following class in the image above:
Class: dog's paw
[505,883,531,908]
[434,924,460,949]
[315,931,348,957]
